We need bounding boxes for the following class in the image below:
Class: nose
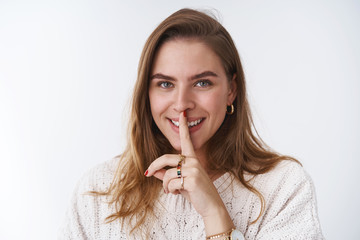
[173,86,195,113]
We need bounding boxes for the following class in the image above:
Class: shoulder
[251,160,324,239]
[59,157,122,239]
[252,160,316,209]
[263,159,306,179]
[253,160,311,191]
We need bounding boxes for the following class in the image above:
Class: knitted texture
[59,158,324,239]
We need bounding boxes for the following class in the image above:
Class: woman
[60,8,324,239]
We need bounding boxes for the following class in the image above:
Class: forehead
[151,39,226,77]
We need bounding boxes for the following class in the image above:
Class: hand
[145,111,234,234]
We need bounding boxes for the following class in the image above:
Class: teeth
[172,120,180,127]
[171,119,202,127]
[188,119,202,127]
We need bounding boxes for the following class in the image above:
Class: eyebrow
[150,71,218,81]
[150,73,175,81]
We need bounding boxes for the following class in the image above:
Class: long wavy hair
[97,8,297,233]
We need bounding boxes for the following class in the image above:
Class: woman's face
[149,39,236,153]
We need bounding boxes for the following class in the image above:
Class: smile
[170,118,203,128]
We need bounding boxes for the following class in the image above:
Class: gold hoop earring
[226,104,234,115]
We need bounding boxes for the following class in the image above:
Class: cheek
[203,91,228,114]
[149,93,168,119]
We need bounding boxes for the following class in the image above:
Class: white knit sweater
[59,158,324,239]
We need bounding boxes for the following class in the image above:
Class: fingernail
[144,170,148,176]
[183,110,187,117]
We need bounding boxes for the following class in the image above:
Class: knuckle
[163,154,172,159]
[191,167,201,176]
[163,170,171,182]
[184,176,195,191]
[185,157,198,165]
[184,134,191,141]
[193,161,201,168]
[149,159,160,170]
[168,180,176,192]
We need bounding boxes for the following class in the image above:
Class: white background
[1,0,359,239]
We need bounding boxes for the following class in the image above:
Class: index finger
[179,111,196,157]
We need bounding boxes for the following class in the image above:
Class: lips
[169,118,204,128]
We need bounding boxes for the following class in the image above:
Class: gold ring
[179,154,186,164]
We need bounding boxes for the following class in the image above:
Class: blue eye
[159,81,173,89]
[195,80,212,87]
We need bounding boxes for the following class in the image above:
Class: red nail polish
[144,170,148,176]
[183,110,187,117]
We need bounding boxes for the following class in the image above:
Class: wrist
[202,205,234,237]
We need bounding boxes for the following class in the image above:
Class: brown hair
[97,8,298,233]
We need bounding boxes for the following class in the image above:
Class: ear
[227,74,237,105]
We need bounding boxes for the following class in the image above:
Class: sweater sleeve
[255,162,324,240]
[58,159,117,240]
[58,175,92,240]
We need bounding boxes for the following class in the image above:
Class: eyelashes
[156,80,213,89]
[158,81,173,89]
[195,80,212,87]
